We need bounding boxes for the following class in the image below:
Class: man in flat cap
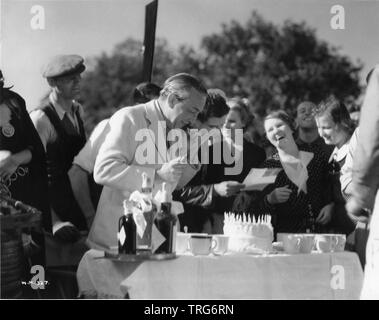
[31,54,89,244]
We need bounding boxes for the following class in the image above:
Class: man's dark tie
[61,113,78,136]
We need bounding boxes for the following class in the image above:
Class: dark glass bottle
[118,201,137,254]
[155,183,177,254]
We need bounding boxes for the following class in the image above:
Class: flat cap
[43,54,85,78]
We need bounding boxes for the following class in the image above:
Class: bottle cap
[141,172,152,192]
[123,200,133,215]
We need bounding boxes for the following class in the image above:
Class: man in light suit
[347,65,379,299]
[87,73,207,250]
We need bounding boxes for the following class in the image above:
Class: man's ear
[167,92,177,109]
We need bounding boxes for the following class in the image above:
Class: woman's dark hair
[227,97,255,129]
[132,82,162,104]
[264,110,296,133]
[0,70,14,103]
[314,96,355,136]
[197,91,229,123]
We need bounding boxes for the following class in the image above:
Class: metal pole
[142,0,158,82]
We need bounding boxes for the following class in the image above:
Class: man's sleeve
[93,110,155,195]
[73,119,110,174]
[73,141,94,173]
[352,66,379,210]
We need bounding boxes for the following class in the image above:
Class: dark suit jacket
[174,138,266,232]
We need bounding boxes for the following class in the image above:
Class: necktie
[62,112,78,135]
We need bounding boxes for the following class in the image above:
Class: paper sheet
[242,168,281,191]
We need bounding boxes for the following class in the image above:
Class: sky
[1,0,379,109]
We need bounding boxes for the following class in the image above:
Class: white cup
[283,234,302,254]
[212,235,229,255]
[332,234,346,252]
[277,233,289,242]
[315,234,333,253]
[299,234,315,254]
[188,235,216,256]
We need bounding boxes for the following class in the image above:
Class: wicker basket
[1,196,42,299]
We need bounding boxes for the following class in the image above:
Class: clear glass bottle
[136,172,157,253]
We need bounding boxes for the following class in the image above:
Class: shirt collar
[49,94,78,120]
[154,100,173,130]
[330,142,349,162]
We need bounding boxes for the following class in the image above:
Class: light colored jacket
[87,100,197,250]
[351,65,379,299]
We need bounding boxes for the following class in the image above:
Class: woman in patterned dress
[233,110,334,236]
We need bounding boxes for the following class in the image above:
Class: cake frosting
[223,212,274,253]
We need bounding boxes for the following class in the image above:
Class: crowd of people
[1,54,378,299]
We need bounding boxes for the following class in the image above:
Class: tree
[199,11,362,117]
[79,11,363,134]
[79,38,178,134]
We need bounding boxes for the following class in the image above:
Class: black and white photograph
[1,0,379,303]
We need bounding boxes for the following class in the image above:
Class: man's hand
[157,157,187,183]
[316,203,334,225]
[266,186,292,204]
[0,150,19,180]
[346,198,370,224]
[214,181,245,197]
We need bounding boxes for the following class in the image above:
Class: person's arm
[93,109,155,193]
[349,66,379,214]
[174,166,244,207]
[12,149,32,165]
[0,149,32,180]
[174,183,215,208]
[68,164,96,229]
[172,164,213,207]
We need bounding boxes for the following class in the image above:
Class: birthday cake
[223,212,273,253]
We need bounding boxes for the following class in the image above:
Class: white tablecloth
[77,249,363,299]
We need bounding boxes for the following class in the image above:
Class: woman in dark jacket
[314,96,356,235]
[174,96,265,233]
[233,111,333,236]
[0,70,50,265]
[205,98,266,233]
